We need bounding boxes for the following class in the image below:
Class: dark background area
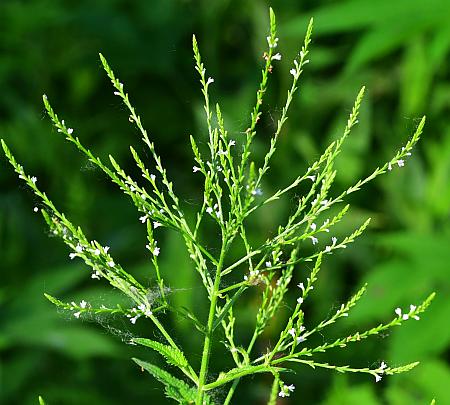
[1,0,449,404]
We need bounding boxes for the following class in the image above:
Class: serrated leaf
[133,358,213,404]
[133,338,188,369]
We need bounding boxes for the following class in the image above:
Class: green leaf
[133,358,213,404]
[133,338,188,369]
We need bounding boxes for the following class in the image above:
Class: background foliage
[1,0,449,404]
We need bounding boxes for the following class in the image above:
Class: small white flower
[69,253,77,260]
[75,244,83,253]
[375,373,382,382]
[141,193,146,200]
[251,188,262,196]
[288,328,296,338]
[332,237,337,245]
[93,248,101,256]
[297,283,305,292]
[310,223,317,231]
[395,307,402,317]
[276,278,282,286]
[265,261,272,268]
[307,175,316,182]
[266,36,278,48]
[206,77,214,85]
[297,297,303,305]
[413,315,420,320]
[325,245,332,252]
[80,300,87,308]
[104,246,110,253]
[193,165,200,173]
[206,207,213,214]
[397,159,405,167]
[91,270,101,280]
[33,207,39,212]
[310,236,318,245]
[31,176,37,184]
[74,312,81,318]
[153,221,161,228]
[287,384,295,392]
[388,162,393,171]
[229,140,236,147]
[150,174,156,181]
[320,199,329,206]
[380,361,387,370]
[107,260,115,267]
[67,128,74,135]
[402,314,409,320]
[290,68,297,77]
[153,247,160,256]
[296,335,306,343]
[114,91,121,96]
[130,316,139,324]
[139,215,148,223]
[272,53,282,60]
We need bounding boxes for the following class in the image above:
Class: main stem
[196,244,227,404]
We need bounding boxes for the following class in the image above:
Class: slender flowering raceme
[1,7,435,405]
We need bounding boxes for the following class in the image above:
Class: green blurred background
[1,0,449,404]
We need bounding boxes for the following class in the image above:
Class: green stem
[196,245,227,404]
[268,374,280,405]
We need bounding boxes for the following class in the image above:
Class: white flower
[332,237,337,245]
[141,193,146,200]
[150,174,156,181]
[402,314,409,320]
[153,247,160,256]
[91,270,101,280]
[307,175,316,181]
[310,236,318,245]
[67,128,74,135]
[229,140,236,147]
[139,215,148,223]
[265,261,272,268]
[325,245,332,252]
[69,253,77,260]
[206,77,214,85]
[114,91,120,96]
[75,244,83,253]
[130,316,139,324]
[104,246,110,253]
[395,307,402,317]
[192,166,201,173]
[397,159,405,167]
[80,300,87,308]
[93,248,101,256]
[380,361,387,371]
[33,207,39,212]
[288,328,296,338]
[276,278,282,286]
[297,297,303,305]
[296,335,306,343]
[297,283,305,293]
[74,312,81,318]
[310,223,317,231]
[153,221,161,228]
[31,176,37,184]
[206,207,213,214]
[251,188,262,196]
[388,162,392,171]
[290,68,297,77]
[272,53,282,60]
[409,304,417,312]
[375,374,382,382]
[107,260,115,267]
[266,36,279,48]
